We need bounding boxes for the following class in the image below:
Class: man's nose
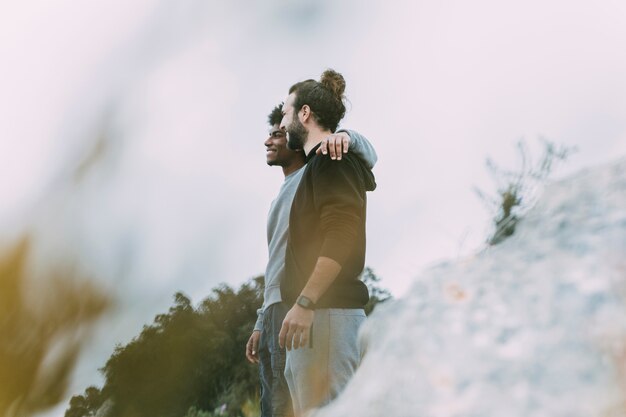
[264,136,272,147]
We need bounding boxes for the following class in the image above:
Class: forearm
[338,129,378,169]
[300,256,342,304]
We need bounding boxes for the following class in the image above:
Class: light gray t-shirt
[254,129,378,331]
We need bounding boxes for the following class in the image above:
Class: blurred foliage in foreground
[65,269,390,417]
[475,139,576,245]
[0,239,110,417]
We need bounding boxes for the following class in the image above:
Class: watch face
[297,296,314,309]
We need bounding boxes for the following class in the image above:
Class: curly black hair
[267,102,283,126]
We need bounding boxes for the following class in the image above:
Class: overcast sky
[1,1,626,415]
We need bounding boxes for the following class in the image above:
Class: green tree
[66,278,263,417]
[362,267,392,315]
[64,386,103,417]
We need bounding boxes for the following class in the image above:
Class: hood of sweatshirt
[358,158,377,192]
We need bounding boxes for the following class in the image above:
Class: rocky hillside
[317,157,626,417]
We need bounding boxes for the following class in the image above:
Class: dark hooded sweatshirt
[282,142,377,309]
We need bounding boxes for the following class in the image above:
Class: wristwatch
[296,295,316,310]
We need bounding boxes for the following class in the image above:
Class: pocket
[329,312,366,344]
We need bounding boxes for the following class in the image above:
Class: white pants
[284,308,366,417]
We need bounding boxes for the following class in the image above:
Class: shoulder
[308,152,359,170]
[306,153,362,185]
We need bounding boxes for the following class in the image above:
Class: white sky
[1,0,625,415]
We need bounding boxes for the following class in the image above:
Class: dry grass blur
[0,238,110,417]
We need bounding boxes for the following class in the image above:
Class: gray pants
[284,308,366,416]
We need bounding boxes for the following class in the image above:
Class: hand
[279,305,314,351]
[316,132,350,160]
[246,330,261,363]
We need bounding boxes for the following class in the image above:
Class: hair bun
[320,69,346,99]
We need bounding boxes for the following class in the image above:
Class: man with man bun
[278,69,376,415]
[245,102,377,417]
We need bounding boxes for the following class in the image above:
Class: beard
[287,117,308,151]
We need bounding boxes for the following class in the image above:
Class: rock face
[317,158,626,417]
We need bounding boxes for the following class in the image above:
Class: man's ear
[300,104,311,123]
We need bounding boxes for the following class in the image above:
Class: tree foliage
[362,267,392,315]
[64,386,103,417]
[65,272,390,417]
[66,277,263,417]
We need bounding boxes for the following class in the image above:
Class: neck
[303,128,333,155]
[281,160,305,178]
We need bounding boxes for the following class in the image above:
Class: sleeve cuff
[319,239,351,266]
[254,311,263,331]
